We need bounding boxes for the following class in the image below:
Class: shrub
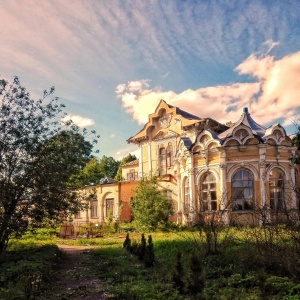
[188,251,205,296]
[172,251,185,294]
[123,233,131,250]
[144,235,155,268]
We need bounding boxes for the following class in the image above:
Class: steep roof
[218,107,266,141]
[127,100,205,144]
[121,159,139,167]
[99,177,118,184]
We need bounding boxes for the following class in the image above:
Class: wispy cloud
[62,115,95,128]
[1,1,300,157]
[2,0,299,90]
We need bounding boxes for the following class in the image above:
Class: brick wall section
[119,181,138,222]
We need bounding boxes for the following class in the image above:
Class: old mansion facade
[74,100,299,226]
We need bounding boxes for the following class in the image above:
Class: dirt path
[37,245,110,300]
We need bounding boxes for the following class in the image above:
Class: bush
[172,251,185,294]
[0,244,61,299]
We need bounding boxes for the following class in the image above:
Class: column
[258,145,267,207]
[176,167,182,224]
[290,163,297,209]
[219,147,227,209]
[148,139,152,175]
[139,144,143,178]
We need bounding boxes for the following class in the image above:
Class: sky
[1,0,300,160]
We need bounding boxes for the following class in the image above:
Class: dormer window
[127,169,138,181]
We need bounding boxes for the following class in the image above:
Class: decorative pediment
[153,130,178,141]
[159,114,172,129]
[264,124,292,146]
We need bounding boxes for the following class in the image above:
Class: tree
[69,155,120,187]
[130,176,173,231]
[290,125,300,165]
[69,156,103,187]
[115,153,137,181]
[0,76,98,252]
[98,155,120,179]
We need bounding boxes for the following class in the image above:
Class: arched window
[232,169,254,210]
[269,168,285,211]
[200,173,217,211]
[166,143,173,167]
[184,177,190,213]
[159,147,166,175]
[106,198,114,219]
[159,144,173,174]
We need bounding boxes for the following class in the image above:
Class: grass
[1,226,300,299]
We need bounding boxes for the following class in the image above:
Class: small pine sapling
[187,251,205,296]
[138,233,147,261]
[172,251,185,294]
[144,235,155,268]
[123,233,131,251]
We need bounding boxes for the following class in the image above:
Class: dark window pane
[211,201,217,210]
[210,191,217,200]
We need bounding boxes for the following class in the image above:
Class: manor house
[74,100,299,226]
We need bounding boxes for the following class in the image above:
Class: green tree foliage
[99,155,120,179]
[115,153,137,181]
[69,155,120,187]
[130,177,173,231]
[0,76,98,252]
[290,125,300,164]
[69,156,102,186]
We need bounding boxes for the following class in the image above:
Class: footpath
[36,245,109,300]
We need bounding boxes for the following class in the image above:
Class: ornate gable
[153,130,178,141]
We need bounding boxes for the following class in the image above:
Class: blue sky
[1,0,300,160]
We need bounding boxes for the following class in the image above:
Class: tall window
[106,198,114,218]
[159,144,173,175]
[166,143,173,167]
[184,177,190,213]
[269,168,285,211]
[200,173,217,211]
[232,169,254,210]
[159,147,166,174]
[90,201,98,218]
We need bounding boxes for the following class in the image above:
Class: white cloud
[62,115,95,128]
[236,51,300,124]
[116,80,260,125]
[117,51,300,127]
[110,134,116,138]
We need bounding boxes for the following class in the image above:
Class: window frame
[127,169,138,181]
[106,198,114,218]
[90,201,98,218]
[199,172,217,212]
[269,168,285,211]
[184,177,190,213]
[231,169,254,211]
